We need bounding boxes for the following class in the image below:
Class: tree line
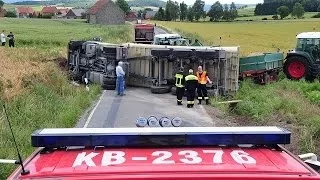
[152,0,238,22]
[275,2,305,19]
[255,0,320,15]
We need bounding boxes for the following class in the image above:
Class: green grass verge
[0,67,101,179]
[0,18,132,178]
[229,78,320,154]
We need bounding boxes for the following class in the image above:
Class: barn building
[87,0,125,25]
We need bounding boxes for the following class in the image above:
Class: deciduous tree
[277,6,290,19]
[208,1,223,21]
[292,2,305,18]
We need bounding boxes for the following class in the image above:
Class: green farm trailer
[239,52,284,84]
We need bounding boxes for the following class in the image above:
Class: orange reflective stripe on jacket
[196,71,207,84]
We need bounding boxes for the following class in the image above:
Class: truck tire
[151,86,171,94]
[171,87,177,95]
[103,78,116,85]
[103,84,116,90]
[283,56,310,80]
[102,77,116,90]
[207,89,215,97]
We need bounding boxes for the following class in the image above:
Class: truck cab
[153,34,191,46]
[134,23,155,44]
[7,125,320,180]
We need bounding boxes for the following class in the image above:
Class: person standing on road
[1,30,6,46]
[185,69,198,108]
[116,61,126,96]
[174,67,186,106]
[196,66,212,105]
[7,32,14,48]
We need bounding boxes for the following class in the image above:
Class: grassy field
[0,18,132,179]
[153,20,320,56]
[236,12,319,21]
[3,4,43,11]
[152,20,320,155]
[236,5,319,20]
[0,18,132,49]
[237,5,256,17]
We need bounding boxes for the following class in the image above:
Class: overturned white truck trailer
[67,40,240,96]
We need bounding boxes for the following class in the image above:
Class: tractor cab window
[296,38,304,50]
[314,39,320,46]
[296,38,317,51]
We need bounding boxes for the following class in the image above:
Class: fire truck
[5,118,320,180]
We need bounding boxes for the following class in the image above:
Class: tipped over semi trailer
[67,40,240,96]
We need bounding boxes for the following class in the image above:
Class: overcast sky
[181,0,263,5]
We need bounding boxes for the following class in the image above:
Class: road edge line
[83,90,106,128]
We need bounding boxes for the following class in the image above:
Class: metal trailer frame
[239,53,283,85]
[67,41,240,96]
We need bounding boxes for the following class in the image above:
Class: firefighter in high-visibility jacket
[174,68,186,105]
[185,69,198,108]
[196,66,212,105]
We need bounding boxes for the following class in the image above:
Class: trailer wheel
[151,86,171,94]
[171,87,177,95]
[103,78,116,85]
[263,72,271,85]
[283,56,309,80]
[103,84,116,90]
[207,89,215,97]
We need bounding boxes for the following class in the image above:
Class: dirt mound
[55,57,68,71]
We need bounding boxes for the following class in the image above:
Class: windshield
[296,38,320,51]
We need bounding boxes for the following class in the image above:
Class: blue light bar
[31,127,291,148]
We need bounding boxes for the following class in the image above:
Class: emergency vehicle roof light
[31,126,291,148]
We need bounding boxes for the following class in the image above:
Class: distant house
[0,8,7,17]
[145,11,156,20]
[87,0,125,25]
[126,12,137,21]
[65,8,86,19]
[16,6,34,18]
[57,8,69,18]
[41,6,58,17]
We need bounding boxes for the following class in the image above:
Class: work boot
[206,99,209,105]
[198,100,202,105]
[177,101,182,106]
[187,104,191,108]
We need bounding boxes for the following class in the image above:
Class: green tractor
[283,32,320,81]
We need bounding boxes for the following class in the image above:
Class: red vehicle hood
[8,146,320,180]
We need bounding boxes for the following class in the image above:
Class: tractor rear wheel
[283,56,309,80]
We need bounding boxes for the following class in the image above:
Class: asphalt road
[76,88,214,128]
[76,26,214,128]
[154,26,168,35]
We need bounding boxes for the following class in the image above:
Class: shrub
[312,13,320,18]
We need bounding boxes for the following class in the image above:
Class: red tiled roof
[88,0,109,15]
[16,6,34,14]
[41,6,58,14]
[58,8,69,14]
